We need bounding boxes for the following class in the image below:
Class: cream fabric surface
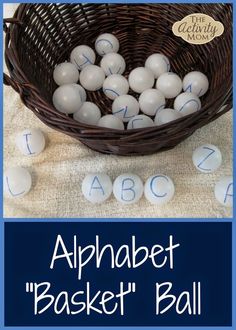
[3,4,233,219]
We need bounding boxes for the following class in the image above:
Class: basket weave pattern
[4,4,232,155]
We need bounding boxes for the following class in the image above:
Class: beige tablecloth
[3,4,232,219]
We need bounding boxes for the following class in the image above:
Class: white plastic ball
[128,67,155,93]
[53,62,79,86]
[76,84,87,103]
[183,71,209,97]
[113,174,143,204]
[103,74,129,100]
[70,45,96,70]
[127,115,154,130]
[97,115,124,130]
[95,33,119,56]
[139,89,165,116]
[214,176,233,208]
[52,84,83,114]
[145,53,170,78]
[16,128,45,156]
[154,108,183,126]
[112,95,139,122]
[4,167,32,198]
[82,173,112,203]
[80,65,105,91]
[156,72,182,98]
[100,53,126,76]
[144,174,175,205]
[73,102,101,125]
[174,92,201,116]
[192,144,222,173]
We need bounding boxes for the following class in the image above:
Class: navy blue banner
[5,222,231,326]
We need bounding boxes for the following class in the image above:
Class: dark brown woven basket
[4,3,232,156]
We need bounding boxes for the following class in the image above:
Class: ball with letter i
[145,53,170,78]
[95,33,119,56]
[214,176,233,208]
[144,174,175,205]
[100,53,126,76]
[80,65,105,91]
[82,173,113,203]
[4,167,32,198]
[192,144,222,173]
[53,62,79,86]
[70,45,96,70]
[103,74,129,100]
[16,128,46,156]
[183,71,209,97]
[156,72,182,99]
[112,95,139,122]
[113,173,144,204]
[128,67,155,93]
[174,92,201,116]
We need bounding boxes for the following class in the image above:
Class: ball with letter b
[113,173,144,204]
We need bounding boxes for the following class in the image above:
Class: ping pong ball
[154,108,182,126]
[145,53,170,78]
[70,45,96,70]
[183,71,209,97]
[113,173,144,204]
[53,62,79,86]
[53,84,83,114]
[98,115,125,130]
[174,92,201,116]
[16,128,45,156]
[214,176,233,208]
[156,72,182,98]
[103,74,129,100]
[80,65,105,91]
[73,102,101,125]
[127,114,154,130]
[76,84,87,103]
[144,174,175,205]
[100,53,126,76]
[112,95,139,122]
[192,144,222,173]
[95,33,119,56]
[129,67,154,93]
[82,173,113,203]
[4,167,32,198]
[139,89,165,116]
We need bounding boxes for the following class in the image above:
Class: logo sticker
[172,13,224,45]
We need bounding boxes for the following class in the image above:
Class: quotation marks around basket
[172,13,224,44]
[192,144,222,173]
[25,281,136,315]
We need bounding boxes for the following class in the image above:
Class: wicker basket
[4,3,232,156]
